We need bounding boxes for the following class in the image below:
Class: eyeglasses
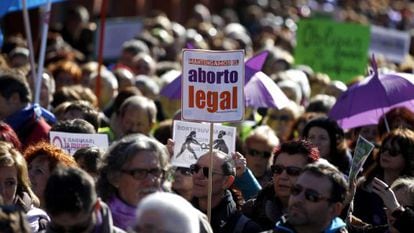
[247,149,272,158]
[121,168,164,180]
[290,184,332,203]
[379,145,401,157]
[174,167,192,176]
[189,164,224,178]
[271,164,302,176]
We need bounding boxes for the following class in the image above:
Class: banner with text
[50,131,109,155]
[171,120,236,167]
[181,49,244,122]
[295,19,370,83]
[369,25,411,64]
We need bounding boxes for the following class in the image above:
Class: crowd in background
[0,0,414,233]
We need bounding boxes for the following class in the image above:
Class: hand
[232,152,247,177]
[371,177,400,212]
[166,138,175,159]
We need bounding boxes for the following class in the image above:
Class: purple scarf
[107,196,136,230]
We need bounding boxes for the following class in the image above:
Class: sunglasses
[379,146,401,157]
[247,149,272,158]
[189,164,224,178]
[174,167,192,176]
[290,184,332,203]
[271,164,302,176]
[121,168,164,180]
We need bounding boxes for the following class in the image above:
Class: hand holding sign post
[346,135,375,220]
[181,49,244,221]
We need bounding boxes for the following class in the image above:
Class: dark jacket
[353,186,387,226]
[243,184,285,230]
[393,206,414,233]
[274,215,348,233]
[46,201,125,233]
[192,190,262,233]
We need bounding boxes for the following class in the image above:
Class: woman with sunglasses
[97,133,170,230]
[242,140,320,231]
[352,128,414,230]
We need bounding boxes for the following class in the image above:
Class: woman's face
[307,126,331,158]
[115,151,163,206]
[379,140,405,173]
[0,165,18,205]
[28,155,51,202]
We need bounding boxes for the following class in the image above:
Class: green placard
[295,19,370,83]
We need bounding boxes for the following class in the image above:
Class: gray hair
[97,134,169,201]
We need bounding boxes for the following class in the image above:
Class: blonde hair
[0,141,39,207]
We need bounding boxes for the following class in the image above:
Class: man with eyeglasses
[274,161,349,233]
[44,166,125,233]
[243,140,319,230]
[190,150,262,233]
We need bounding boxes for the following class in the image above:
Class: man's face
[120,105,152,136]
[287,172,336,230]
[272,153,307,201]
[49,207,95,233]
[116,151,162,206]
[191,154,227,198]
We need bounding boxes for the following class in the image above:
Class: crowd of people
[0,0,414,233]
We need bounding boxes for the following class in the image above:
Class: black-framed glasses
[174,166,192,176]
[121,168,164,180]
[189,164,224,178]
[290,184,332,203]
[271,164,302,176]
[247,148,272,158]
[379,145,401,157]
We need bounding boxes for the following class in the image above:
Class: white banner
[171,120,236,167]
[181,49,244,122]
[49,131,109,155]
[369,25,411,63]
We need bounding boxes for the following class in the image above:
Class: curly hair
[273,139,320,164]
[23,141,77,172]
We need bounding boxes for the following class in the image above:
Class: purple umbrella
[161,50,289,109]
[329,60,414,130]
[244,71,290,109]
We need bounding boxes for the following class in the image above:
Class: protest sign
[181,49,244,122]
[369,25,411,64]
[94,17,143,61]
[295,19,370,83]
[50,131,109,155]
[171,120,236,168]
[349,135,375,183]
